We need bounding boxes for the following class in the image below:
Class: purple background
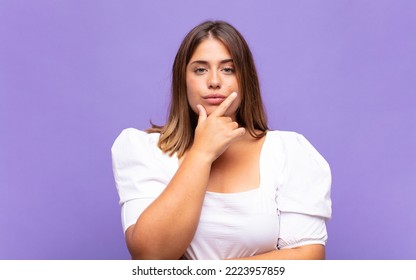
[1,0,415,260]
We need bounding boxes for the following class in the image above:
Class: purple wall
[1,0,415,259]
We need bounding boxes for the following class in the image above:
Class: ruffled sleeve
[277,132,332,219]
[272,132,332,249]
[111,128,174,233]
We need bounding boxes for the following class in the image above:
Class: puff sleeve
[274,132,332,249]
[277,132,332,219]
[111,128,173,233]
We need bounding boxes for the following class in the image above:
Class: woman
[112,20,331,260]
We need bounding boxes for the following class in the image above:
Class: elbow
[125,225,151,260]
[127,239,161,260]
[128,245,184,260]
[127,244,149,260]
[125,231,159,260]
[125,226,185,260]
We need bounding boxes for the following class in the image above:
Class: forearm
[228,244,325,260]
[125,94,245,259]
[127,149,212,260]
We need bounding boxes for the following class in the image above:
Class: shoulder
[111,129,170,212]
[111,128,161,165]
[112,128,159,153]
[112,128,158,147]
[266,130,329,167]
[266,130,309,144]
[267,130,332,218]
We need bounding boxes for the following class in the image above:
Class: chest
[186,189,280,259]
[206,138,264,193]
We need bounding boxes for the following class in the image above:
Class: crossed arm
[124,93,325,260]
[125,93,244,260]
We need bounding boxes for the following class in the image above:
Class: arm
[126,93,245,260]
[125,149,211,260]
[228,244,325,260]
[230,211,328,260]
[232,132,331,261]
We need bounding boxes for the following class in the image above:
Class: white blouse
[111,128,332,260]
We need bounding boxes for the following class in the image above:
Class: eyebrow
[189,58,234,65]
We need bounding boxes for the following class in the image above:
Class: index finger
[210,92,238,117]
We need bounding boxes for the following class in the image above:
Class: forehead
[189,38,232,62]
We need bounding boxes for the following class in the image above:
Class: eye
[222,66,235,74]
[194,67,207,74]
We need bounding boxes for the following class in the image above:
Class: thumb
[197,104,207,124]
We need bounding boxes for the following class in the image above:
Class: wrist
[186,147,215,165]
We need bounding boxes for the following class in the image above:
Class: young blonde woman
[112,20,331,260]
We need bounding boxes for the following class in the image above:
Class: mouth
[203,94,226,105]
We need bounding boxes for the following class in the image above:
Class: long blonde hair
[147,20,268,157]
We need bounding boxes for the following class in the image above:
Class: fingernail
[231,92,237,97]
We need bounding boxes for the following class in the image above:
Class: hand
[192,92,246,162]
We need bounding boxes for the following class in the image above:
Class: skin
[124,38,325,260]
[186,37,241,121]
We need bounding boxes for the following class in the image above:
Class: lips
[203,94,226,105]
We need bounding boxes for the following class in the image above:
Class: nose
[208,71,221,89]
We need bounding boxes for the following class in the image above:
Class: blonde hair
[147,20,268,157]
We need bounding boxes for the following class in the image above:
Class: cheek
[186,90,199,115]
[186,76,201,97]
[225,77,239,93]
[186,93,198,114]
[186,75,207,113]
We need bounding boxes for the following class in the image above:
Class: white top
[111,128,332,260]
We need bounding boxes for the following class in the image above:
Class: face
[186,38,240,119]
